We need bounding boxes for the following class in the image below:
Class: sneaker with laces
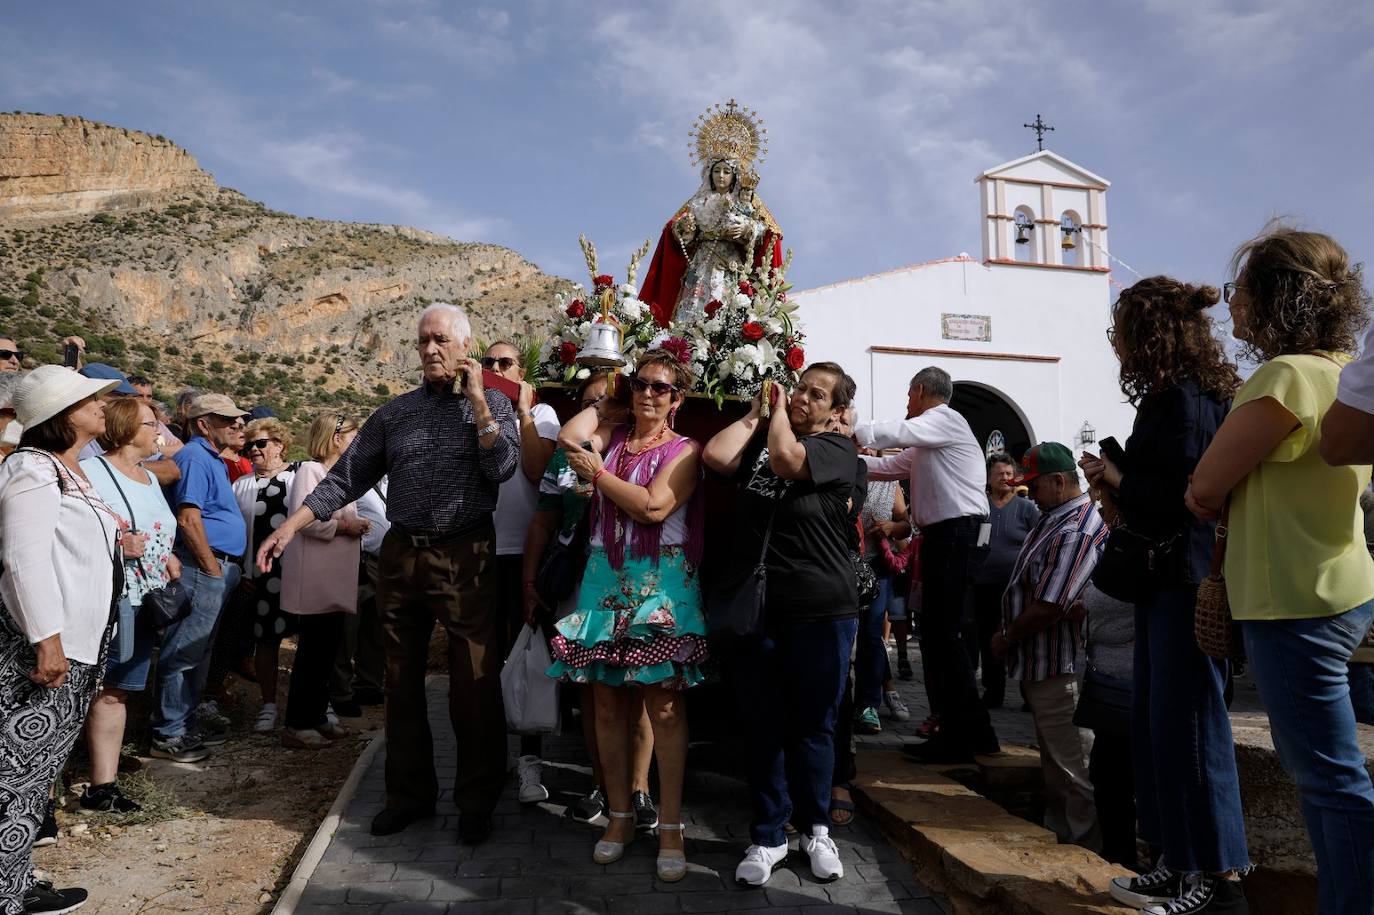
[735,842,789,886]
[254,703,278,733]
[569,786,606,823]
[516,755,549,803]
[196,700,230,728]
[1110,864,1184,907]
[1142,874,1248,915]
[802,829,843,881]
[632,790,658,830]
[854,707,881,734]
[78,782,141,815]
[189,722,228,747]
[149,734,210,763]
[21,880,87,913]
[33,799,58,848]
[883,690,910,721]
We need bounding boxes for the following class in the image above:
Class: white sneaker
[254,703,277,733]
[516,755,549,803]
[735,842,789,886]
[803,828,843,881]
[883,690,910,721]
[325,704,339,728]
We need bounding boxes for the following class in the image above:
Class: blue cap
[79,363,138,396]
[247,405,276,420]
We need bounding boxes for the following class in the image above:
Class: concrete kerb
[270,730,385,915]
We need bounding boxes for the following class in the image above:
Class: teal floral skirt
[547,546,709,690]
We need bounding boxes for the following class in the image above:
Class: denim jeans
[1349,662,1374,726]
[735,617,859,847]
[854,576,891,711]
[152,557,240,739]
[1242,599,1374,915]
[1133,585,1249,873]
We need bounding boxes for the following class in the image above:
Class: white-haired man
[259,303,520,845]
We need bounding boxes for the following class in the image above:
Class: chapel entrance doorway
[950,382,1033,461]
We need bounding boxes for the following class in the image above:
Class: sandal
[593,810,634,865]
[656,823,687,882]
[829,786,856,828]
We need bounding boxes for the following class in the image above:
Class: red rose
[785,346,805,370]
[565,298,586,318]
[594,274,614,289]
[704,298,723,317]
[738,280,756,297]
[741,322,765,342]
[558,341,579,365]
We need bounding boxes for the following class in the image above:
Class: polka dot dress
[250,466,299,642]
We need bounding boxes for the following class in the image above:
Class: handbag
[94,458,191,630]
[708,501,780,638]
[1073,666,1133,736]
[533,513,591,611]
[1091,524,1176,604]
[1195,501,1245,661]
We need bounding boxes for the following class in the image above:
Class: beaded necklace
[615,422,669,478]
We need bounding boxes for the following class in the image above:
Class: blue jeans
[1133,585,1249,873]
[735,617,859,847]
[1242,599,1374,915]
[152,558,240,739]
[1349,663,1374,725]
[855,576,891,711]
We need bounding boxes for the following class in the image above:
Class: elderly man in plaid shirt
[991,442,1108,851]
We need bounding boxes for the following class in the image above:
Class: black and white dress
[233,465,299,642]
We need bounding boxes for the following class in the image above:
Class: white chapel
[795,148,1136,458]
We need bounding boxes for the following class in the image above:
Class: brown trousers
[376,526,506,816]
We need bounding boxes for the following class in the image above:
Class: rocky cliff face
[0,114,218,222]
[0,113,564,428]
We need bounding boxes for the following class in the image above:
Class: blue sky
[3,0,1372,295]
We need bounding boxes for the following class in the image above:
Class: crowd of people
[0,221,1372,914]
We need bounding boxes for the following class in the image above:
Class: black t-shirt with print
[727,430,860,623]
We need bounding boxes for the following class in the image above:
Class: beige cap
[187,393,247,420]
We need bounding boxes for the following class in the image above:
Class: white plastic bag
[500,624,559,734]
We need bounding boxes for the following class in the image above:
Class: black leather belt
[391,519,492,549]
[176,546,237,564]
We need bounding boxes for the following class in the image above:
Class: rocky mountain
[0,113,565,426]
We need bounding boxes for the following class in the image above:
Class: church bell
[1061,229,1077,250]
[577,319,628,368]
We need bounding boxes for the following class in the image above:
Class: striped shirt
[303,381,519,535]
[1001,493,1107,682]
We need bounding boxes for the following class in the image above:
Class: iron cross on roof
[1023,114,1055,151]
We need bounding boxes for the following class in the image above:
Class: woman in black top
[1081,277,1250,909]
[703,362,860,889]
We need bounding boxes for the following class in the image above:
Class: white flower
[764,316,783,334]
[734,293,752,309]
[619,297,647,322]
[538,339,554,362]
[703,317,724,335]
[578,321,592,337]
[647,330,671,350]
[619,284,638,298]
[719,359,733,379]
[575,367,591,380]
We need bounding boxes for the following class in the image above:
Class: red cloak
[639,218,784,328]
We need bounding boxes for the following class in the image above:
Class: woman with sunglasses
[549,349,707,882]
[231,417,300,733]
[277,413,370,749]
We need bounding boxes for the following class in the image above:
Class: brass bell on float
[576,318,628,368]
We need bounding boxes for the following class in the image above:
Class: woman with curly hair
[550,349,708,882]
[1187,226,1374,915]
[1081,275,1250,913]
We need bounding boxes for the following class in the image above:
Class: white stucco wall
[792,256,1137,451]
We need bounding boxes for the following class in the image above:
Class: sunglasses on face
[245,438,275,451]
[1222,282,1245,304]
[627,376,678,397]
[580,397,602,410]
[0,350,23,362]
[481,356,518,371]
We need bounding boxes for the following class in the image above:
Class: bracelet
[476,421,500,438]
[592,467,608,487]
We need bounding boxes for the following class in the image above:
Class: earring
[668,406,678,429]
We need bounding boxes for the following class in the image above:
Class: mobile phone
[580,440,595,452]
[1098,436,1126,465]
[62,343,79,367]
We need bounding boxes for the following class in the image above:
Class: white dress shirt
[0,450,119,663]
[356,477,391,556]
[856,403,989,528]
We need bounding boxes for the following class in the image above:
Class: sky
[3,0,1373,296]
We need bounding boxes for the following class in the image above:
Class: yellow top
[1226,353,1374,620]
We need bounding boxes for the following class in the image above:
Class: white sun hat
[13,364,120,429]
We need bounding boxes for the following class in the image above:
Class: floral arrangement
[541,236,806,405]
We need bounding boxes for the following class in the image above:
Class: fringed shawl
[594,427,704,570]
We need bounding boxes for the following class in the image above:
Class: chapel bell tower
[976,150,1110,272]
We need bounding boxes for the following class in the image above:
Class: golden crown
[688,99,768,170]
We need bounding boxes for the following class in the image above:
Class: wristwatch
[477,421,500,438]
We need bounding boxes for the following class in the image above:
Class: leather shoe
[458,813,493,845]
[371,806,433,836]
[902,737,975,765]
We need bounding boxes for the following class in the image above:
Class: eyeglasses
[627,376,678,397]
[1105,325,1116,344]
[0,349,24,362]
[140,421,158,428]
[1223,282,1244,304]
[245,438,274,451]
[481,356,518,371]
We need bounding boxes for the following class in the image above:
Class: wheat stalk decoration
[625,238,652,289]
[578,234,599,288]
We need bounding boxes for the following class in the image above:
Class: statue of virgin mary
[640,101,784,327]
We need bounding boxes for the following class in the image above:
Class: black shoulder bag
[1090,523,1178,603]
[95,458,191,629]
[707,500,781,639]
[534,511,592,611]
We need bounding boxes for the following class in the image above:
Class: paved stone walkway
[293,674,944,914]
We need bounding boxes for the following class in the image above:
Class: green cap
[1014,442,1077,484]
